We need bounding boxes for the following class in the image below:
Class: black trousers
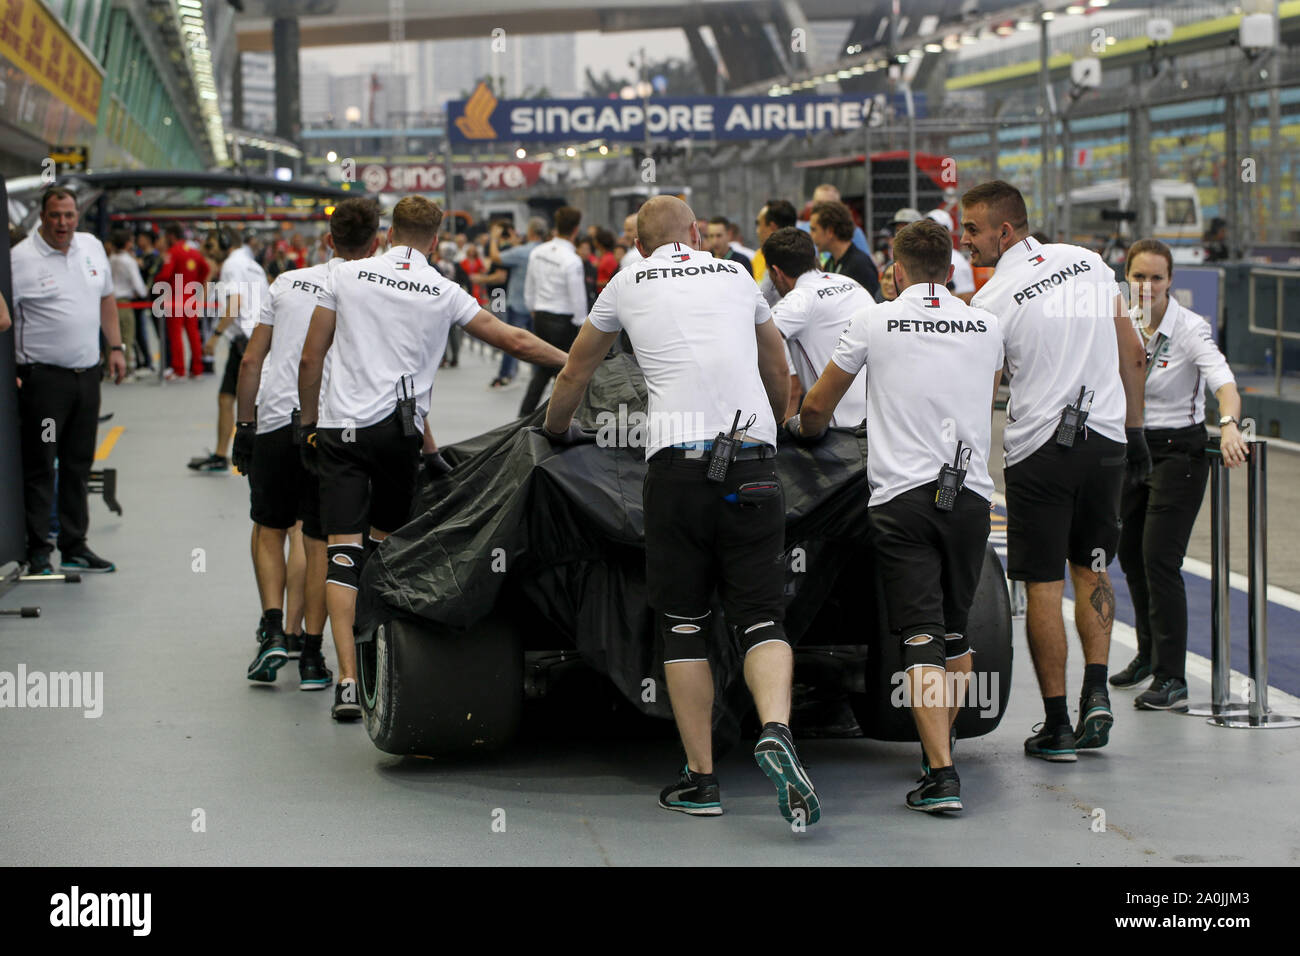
[17,363,101,557]
[1116,423,1210,682]
[518,311,577,417]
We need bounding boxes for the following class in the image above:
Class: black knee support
[901,628,946,672]
[327,543,364,590]
[733,617,789,655]
[945,632,972,661]
[663,611,710,664]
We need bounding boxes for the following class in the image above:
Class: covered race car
[354,352,1012,756]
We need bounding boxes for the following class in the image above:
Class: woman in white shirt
[1111,239,1249,710]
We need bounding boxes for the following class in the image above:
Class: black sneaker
[298,635,333,691]
[1135,676,1189,711]
[1075,689,1114,749]
[284,632,304,660]
[26,551,54,575]
[1024,723,1078,762]
[1109,656,1152,688]
[247,624,288,682]
[59,548,115,573]
[753,722,821,826]
[187,452,228,472]
[331,679,362,720]
[657,766,722,816]
[907,766,963,813]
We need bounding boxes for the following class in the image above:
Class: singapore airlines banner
[447,82,925,145]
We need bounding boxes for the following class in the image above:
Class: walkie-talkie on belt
[396,375,419,438]
[707,410,745,483]
[1055,386,1092,448]
[935,441,971,512]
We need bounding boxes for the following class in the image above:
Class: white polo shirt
[1137,296,1235,429]
[832,282,1003,506]
[972,236,1127,466]
[771,270,873,427]
[255,259,339,435]
[10,229,113,369]
[588,242,778,458]
[524,236,586,323]
[217,244,270,338]
[317,245,480,430]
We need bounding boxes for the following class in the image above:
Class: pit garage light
[836,69,853,78]
[170,0,228,164]
[326,150,338,163]
[515,147,527,159]
[896,53,911,63]
[942,34,961,50]
[995,21,1016,36]
[323,205,336,216]
[565,147,577,157]
[598,144,609,155]
[961,33,978,44]
[1090,0,1110,6]
[1017,19,1036,30]
[1065,4,1086,13]
[924,43,943,53]
[1041,10,1056,20]
[274,167,292,181]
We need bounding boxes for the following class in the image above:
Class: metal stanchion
[1209,440,1300,729]
[1187,444,1247,716]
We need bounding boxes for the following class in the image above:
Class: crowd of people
[4,176,1248,826]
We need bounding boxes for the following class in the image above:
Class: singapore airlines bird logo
[456,83,498,140]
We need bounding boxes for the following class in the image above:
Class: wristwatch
[110,345,124,352]
[1219,415,1239,429]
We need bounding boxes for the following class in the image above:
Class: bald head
[812,183,842,204]
[636,195,697,254]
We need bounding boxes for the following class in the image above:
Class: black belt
[1145,422,1206,442]
[652,445,775,463]
[16,361,98,375]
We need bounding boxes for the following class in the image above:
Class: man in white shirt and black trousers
[518,206,587,417]
[543,195,820,827]
[789,219,1004,812]
[298,196,567,720]
[10,186,127,575]
[961,181,1149,762]
[233,199,384,692]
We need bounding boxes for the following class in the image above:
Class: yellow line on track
[94,426,124,463]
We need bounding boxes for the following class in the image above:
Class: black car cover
[356,352,875,724]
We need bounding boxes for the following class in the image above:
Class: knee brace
[733,617,789,656]
[365,535,383,561]
[663,611,710,664]
[901,628,946,673]
[326,543,364,590]
[944,632,972,662]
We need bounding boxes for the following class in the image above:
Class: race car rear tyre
[359,615,524,756]
[853,543,1013,741]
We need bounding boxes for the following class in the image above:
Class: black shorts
[219,334,247,397]
[643,452,785,630]
[248,424,322,540]
[1003,431,1125,582]
[868,483,990,641]
[316,412,421,536]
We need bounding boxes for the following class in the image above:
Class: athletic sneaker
[1074,688,1114,749]
[247,624,288,682]
[753,722,821,826]
[1109,656,1152,688]
[298,635,333,691]
[1024,723,1078,762]
[1135,676,1189,711]
[26,551,53,575]
[187,452,228,472]
[907,766,963,813]
[60,548,115,573]
[331,679,362,720]
[657,766,722,816]
[284,632,304,659]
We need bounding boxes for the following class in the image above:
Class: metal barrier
[1247,269,1300,397]
[1187,440,1300,728]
